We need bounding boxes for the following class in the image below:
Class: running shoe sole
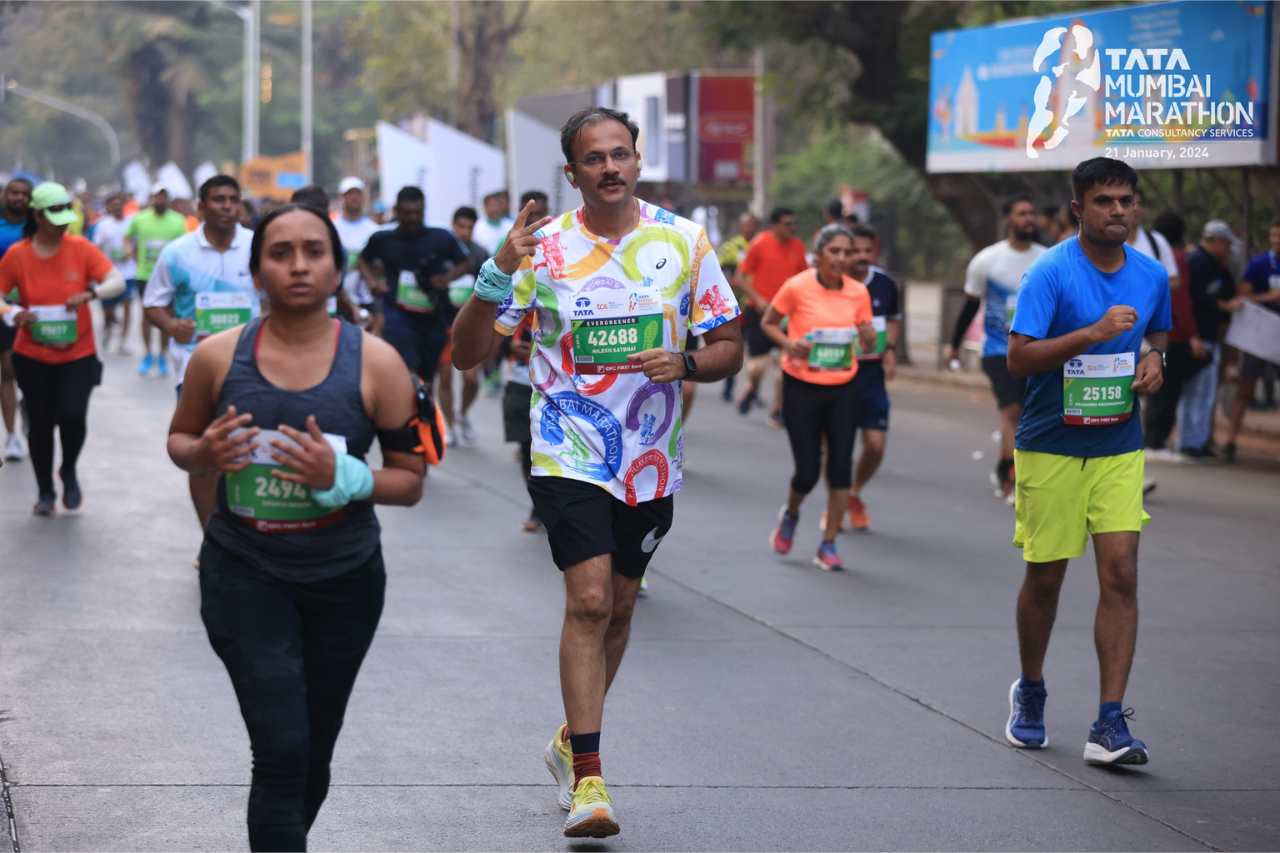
[543,737,573,811]
[564,804,620,838]
[1084,741,1149,766]
[1005,679,1047,749]
[813,555,843,571]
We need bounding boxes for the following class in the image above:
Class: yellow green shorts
[1012,449,1151,564]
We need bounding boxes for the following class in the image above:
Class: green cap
[30,182,77,227]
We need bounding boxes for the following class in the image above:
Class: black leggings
[11,353,99,496]
[781,373,857,495]
[199,538,386,852]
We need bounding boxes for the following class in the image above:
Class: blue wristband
[474,257,515,304]
[312,453,374,508]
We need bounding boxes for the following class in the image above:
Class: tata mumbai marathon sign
[927,0,1277,172]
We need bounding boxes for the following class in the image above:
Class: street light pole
[1,76,121,166]
[208,0,259,166]
[301,0,313,181]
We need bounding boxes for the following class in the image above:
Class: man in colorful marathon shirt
[451,106,742,839]
[1004,157,1169,769]
[948,195,1046,501]
[143,175,256,529]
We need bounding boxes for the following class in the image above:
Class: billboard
[694,74,754,183]
[376,119,505,227]
[505,109,582,217]
[927,0,1276,172]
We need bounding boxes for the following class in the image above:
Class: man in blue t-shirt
[0,176,34,463]
[1003,157,1170,769]
[1222,216,1280,461]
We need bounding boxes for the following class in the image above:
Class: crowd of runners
[3,104,1279,849]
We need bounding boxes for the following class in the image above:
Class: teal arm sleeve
[311,453,374,508]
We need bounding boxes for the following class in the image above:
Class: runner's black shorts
[741,306,777,358]
[982,355,1025,409]
[527,475,674,579]
[852,362,890,431]
[0,323,14,355]
[502,380,532,444]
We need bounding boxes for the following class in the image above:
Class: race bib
[396,269,432,312]
[1006,291,1020,330]
[571,314,662,374]
[326,296,338,316]
[346,249,361,273]
[144,239,166,266]
[856,316,888,359]
[195,292,254,338]
[225,429,348,532]
[808,327,854,371]
[449,275,476,308]
[1268,274,1280,293]
[1062,352,1135,426]
[30,305,78,345]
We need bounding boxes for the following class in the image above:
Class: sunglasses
[42,203,73,214]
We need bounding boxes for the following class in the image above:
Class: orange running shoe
[847,495,870,531]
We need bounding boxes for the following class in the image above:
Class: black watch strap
[682,351,698,379]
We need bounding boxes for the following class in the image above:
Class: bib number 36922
[571,314,662,374]
[225,428,348,532]
[1062,352,1135,426]
[195,292,253,338]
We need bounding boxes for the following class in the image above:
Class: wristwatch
[681,351,698,379]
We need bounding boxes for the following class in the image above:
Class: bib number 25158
[1062,352,1135,426]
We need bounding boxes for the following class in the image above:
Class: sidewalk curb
[895,364,1280,443]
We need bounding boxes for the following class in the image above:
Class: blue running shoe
[1005,678,1048,748]
[770,507,798,555]
[157,357,169,379]
[1084,707,1149,766]
[137,353,154,376]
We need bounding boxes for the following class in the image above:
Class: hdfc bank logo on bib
[1024,19,1258,164]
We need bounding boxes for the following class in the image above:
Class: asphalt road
[1,351,1277,851]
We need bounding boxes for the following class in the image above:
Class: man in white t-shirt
[92,193,138,354]
[470,189,513,254]
[947,196,1047,500]
[333,177,381,319]
[1126,190,1180,290]
[143,175,256,529]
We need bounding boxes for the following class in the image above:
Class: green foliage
[771,125,969,281]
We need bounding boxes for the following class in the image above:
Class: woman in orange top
[0,182,124,515]
[760,224,876,571]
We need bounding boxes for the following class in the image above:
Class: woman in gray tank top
[165,204,426,851]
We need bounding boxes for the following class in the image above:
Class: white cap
[338,176,365,195]
[150,181,168,195]
[1202,220,1237,241]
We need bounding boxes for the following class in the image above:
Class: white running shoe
[460,415,476,445]
[4,433,25,461]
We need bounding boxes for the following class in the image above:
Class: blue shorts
[852,363,890,431]
[102,279,141,309]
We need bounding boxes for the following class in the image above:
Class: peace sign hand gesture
[494,200,553,276]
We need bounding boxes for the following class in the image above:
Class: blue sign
[927,1,1275,172]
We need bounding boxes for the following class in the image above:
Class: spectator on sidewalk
[1220,216,1280,463]
[1178,220,1242,458]
[1144,211,1210,460]
[1126,190,1180,290]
